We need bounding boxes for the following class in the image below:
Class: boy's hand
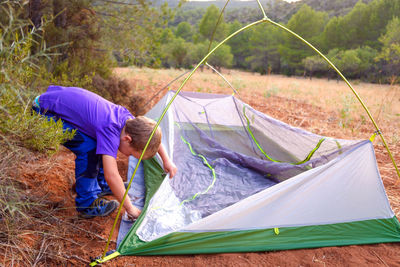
[158,144,177,178]
[126,206,141,220]
[163,159,177,178]
[125,212,137,222]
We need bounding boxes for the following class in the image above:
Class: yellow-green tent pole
[253,0,399,181]
[99,18,268,263]
[263,17,400,181]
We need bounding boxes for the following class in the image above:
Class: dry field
[5,67,399,266]
[115,66,400,145]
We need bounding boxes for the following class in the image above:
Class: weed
[291,88,301,95]
[359,114,367,125]
[338,95,354,128]
[264,85,280,98]
[218,81,226,88]
[232,78,244,89]
[391,134,399,145]
[148,75,155,87]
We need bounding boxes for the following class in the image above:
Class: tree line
[2,0,399,87]
[155,0,400,84]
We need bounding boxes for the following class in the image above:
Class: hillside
[167,0,373,24]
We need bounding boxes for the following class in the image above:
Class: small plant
[232,77,244,89]
[264,85,280,98]
[338,95,354,128]
[391,134,399,145]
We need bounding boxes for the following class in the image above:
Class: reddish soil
[11,74,400,266]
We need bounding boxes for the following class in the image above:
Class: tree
[302,55,329,79]
[208,43,233,70]
[303,45,377,80]
[226,20,252,69]
[160,28,175,43]
[12,0,114,81]
[246,24,283,74]
[339,1,371,49]
[95,1,173,68]
[378,17,400,48]
[355,46,378,79]
[320,46,378,80]
[29,0,42,28]
[377,17,400,83]
[322,0,400,51]
[186,42,208,67]
[279,4,328,74]
[322,16,346,51]
[367,0,400,48]
[162,37,190,68]
[198,5,228,42]
[175,21,193,41]
[53,0,67,28]
[171,8,205,27]
[336,50,362,78]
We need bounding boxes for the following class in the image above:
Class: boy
[33,85,177,219]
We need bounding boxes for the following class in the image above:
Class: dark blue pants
[33,107,111,211]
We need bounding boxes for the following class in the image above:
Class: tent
[89,4,400,264]
[112,90,400,258]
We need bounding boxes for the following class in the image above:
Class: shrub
[0,1,75,155]
[92,75,145,116]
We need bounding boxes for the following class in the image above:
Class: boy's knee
[75,149,101,179]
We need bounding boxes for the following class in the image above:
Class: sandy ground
[13,69,400,266]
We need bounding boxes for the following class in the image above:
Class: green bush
[0,86,75,155]
[0,1,75,156]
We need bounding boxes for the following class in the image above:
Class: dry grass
[114,66,400,143]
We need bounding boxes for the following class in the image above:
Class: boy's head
[120,116,162,159]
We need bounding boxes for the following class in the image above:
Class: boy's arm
[158,144,177,178]
[102,155,141,218]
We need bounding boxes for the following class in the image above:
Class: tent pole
[100,19,268,261]
[255,0,399,182]
[262,18,400,181]
[100,3,399,262]
[206,0,231,54]
[205,62,238,95]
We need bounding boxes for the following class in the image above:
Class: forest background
[1,0,399,264]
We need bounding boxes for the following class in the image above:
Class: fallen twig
[40,210,116,244]
[371,250,389,267]
[0,243,90,265]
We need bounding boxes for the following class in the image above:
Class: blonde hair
[125,116,162,159]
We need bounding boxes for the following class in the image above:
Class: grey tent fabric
[119,91,362,243]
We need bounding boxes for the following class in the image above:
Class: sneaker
[98,182,130,198]
[79,198,118,219]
